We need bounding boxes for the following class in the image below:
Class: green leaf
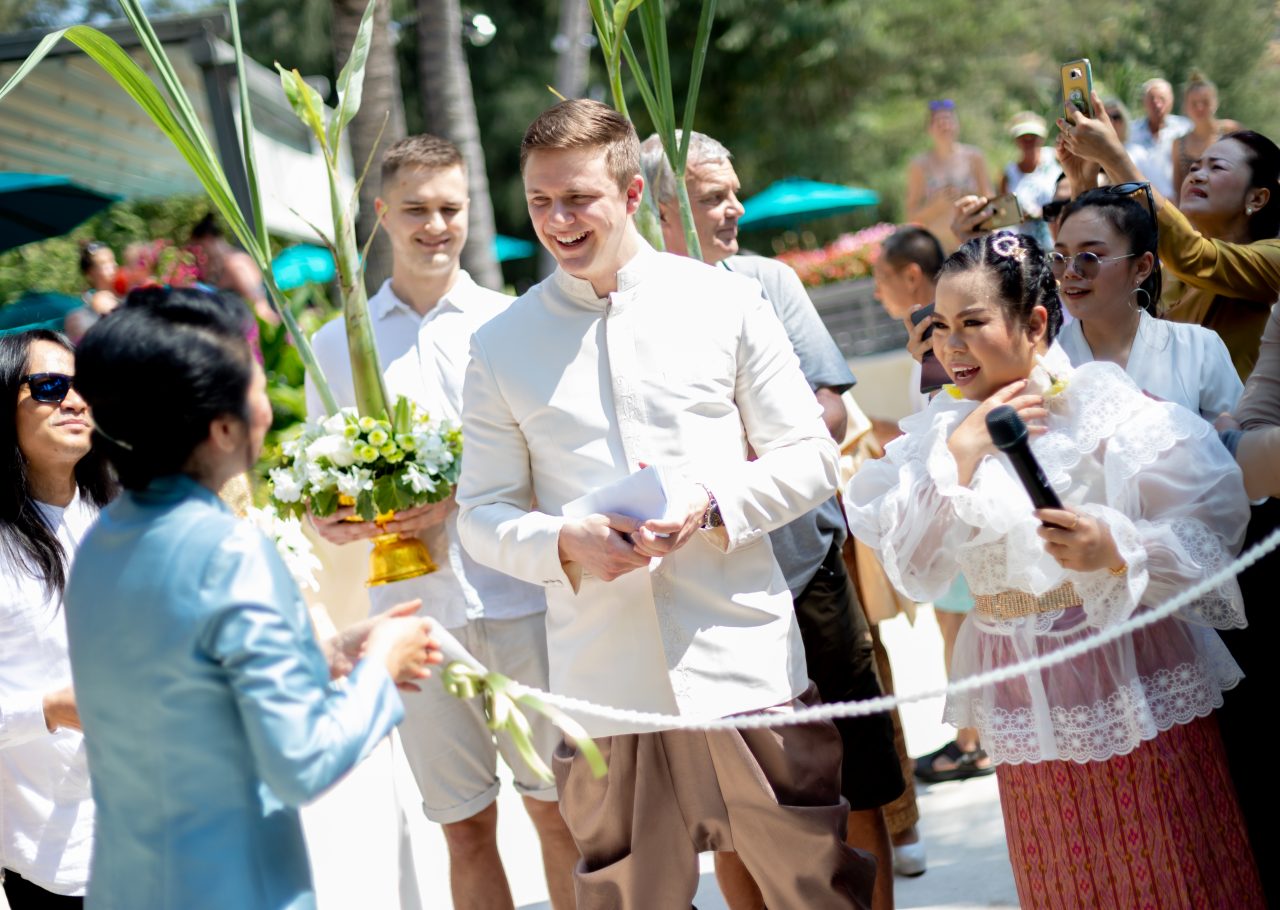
[276,64,327,143]
[372,475,398,516]
[611,0,633,43]
[229,0,273,260]
[311,487,338,517]
[392,478,416,511]
[328,0,377,148]
[356,490,377,522]
[586,0,614,53]
[678,0,717,167]
[393,395,412,436]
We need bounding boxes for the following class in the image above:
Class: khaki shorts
[396,614,560,824]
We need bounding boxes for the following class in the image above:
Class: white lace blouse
[845,345,1251,764]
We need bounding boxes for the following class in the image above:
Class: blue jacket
[66,475,403,909]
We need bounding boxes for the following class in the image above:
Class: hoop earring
[1131,287,1152,312]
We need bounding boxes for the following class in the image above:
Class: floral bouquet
[268,397,461,586]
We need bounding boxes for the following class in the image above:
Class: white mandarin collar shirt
[0,491,95,894]
[309,273,544,628]
[457,244,839,735]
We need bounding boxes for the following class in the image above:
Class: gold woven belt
[972,582,1083,622]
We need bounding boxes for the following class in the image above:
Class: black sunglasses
[1042,199,1068,221]
[20,372,76,403]
[1104,181,1157,223]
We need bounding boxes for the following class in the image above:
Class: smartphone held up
[975,193,1024,232]
[911,303,950,395]
[1061,58,1094,120]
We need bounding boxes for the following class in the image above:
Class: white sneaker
[892,838,927,877]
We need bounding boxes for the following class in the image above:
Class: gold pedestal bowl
[339,495,437,586]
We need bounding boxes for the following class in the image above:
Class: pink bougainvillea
[774,223,898,287]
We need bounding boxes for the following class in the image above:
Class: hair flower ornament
[990,231,1025,261]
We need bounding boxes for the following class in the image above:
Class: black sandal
[913,740,995,783]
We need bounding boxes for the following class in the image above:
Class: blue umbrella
[271,244,336,291]
[738,178,880,231]
[494,234,536,262]
[0,290,82,336]
[0,173,119,253]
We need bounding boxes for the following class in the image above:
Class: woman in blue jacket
[66,290,439,909]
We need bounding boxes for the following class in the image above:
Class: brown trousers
[553,688,876,910]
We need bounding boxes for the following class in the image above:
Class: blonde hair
[520,100,640,191]
[1184,69,1218,98]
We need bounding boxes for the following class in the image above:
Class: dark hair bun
[75,288,253,490]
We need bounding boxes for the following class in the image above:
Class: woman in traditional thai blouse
[1063,90,1280,380]
[845,231,1263,909]
[64,291,441,910]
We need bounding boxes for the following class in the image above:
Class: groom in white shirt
[306,135,578,910]
[457,100,874,909]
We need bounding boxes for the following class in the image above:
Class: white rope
[508,524,1280,733]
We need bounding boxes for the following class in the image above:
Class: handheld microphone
[985,405,1064,520]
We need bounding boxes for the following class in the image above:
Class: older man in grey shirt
[642,132,904,910]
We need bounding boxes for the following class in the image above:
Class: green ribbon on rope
[441,661,608,782]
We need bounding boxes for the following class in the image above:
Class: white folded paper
[560,464,679,524]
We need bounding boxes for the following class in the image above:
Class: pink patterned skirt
[997,714,1263,909]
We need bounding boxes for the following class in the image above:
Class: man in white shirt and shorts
[307,134,577,910]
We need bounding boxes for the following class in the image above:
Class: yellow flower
[367,428,389,447]
[358,416,377,432]
[942,384,965,399]
[356,444,379,463]
[379,442,400,459]
[1046,376,1068,398]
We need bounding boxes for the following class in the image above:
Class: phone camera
[1069,68,1082,79]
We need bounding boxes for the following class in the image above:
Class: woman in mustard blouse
[1062,89,1280,380]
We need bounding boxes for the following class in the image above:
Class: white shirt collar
[370,270,480,320]
[552,240,658,305]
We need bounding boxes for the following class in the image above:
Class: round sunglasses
[20,372,77,403]
[1048,251,1135,279]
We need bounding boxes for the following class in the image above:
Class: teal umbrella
[495,234,536,262]
[738,178,879,231]
[0,173,119,253]
[0,290,82,336]
[271,244,337,291]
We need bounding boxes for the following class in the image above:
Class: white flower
[320,411,349,436]
[269,466,305,503]
[305,433,358,468]
[247,504,323,592]
[304,459,330,488]
[336,467,374,499]
[403,463,438,495]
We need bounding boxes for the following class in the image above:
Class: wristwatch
[698,484,723,530]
